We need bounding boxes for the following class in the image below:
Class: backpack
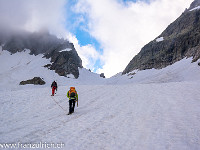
[69,87,76,99]
[51,81,57,88]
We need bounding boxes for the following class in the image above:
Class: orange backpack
[69,87,77,98]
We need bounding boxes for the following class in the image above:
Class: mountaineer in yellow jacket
[67,87,78,115]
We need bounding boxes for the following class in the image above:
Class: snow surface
[108,57,200,85]
[0,49,105,90]
[189,6,200,12]
[1,49,200,150]
[59,48,72,52]
[156,37,164,42]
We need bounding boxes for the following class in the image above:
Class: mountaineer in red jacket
[51,81,57,96]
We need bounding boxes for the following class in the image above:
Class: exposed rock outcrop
[100,73,105,78]
[20,77,45,85]
[123,0,200,74]
[188,0,200,10]
[45,46,82,78]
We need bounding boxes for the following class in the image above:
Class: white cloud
[75,0,193,77]
[0,0,100,71]
[24,0,67,37]
[0,0,68,37]
[0,0,195,78]
[67,33,100,71]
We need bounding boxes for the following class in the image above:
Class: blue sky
[65,0,104,72]
[65,0,150,73]
[66,0,144,45]
[66,0,150,45]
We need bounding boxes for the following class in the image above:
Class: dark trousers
[69,99,76,114]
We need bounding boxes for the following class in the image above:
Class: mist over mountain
[0,29,82,78]
[0,0,84,77]
[123,0,200,75]
[1,29,65,54]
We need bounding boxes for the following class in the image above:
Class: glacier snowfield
[1,50,200,150]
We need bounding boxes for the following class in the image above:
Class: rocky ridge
[123,0,200,75]
[0,31,82,78]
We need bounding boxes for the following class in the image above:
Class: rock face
[1,31,82,78]
[188,0,200,10]
[20,77,45,85]
[100,73,105,78]
[123,0,200,75]
[45,46,82,78]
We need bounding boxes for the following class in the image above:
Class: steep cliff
[123,0,200,75]
[0,31,82,78]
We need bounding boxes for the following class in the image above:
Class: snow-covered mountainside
[1,47,200,150]
[1,48,200,90]
[0,30,82,78]
[110,57,200,84]
[0,48,105,91]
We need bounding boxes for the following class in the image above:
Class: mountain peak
[0,30,83,78]
[122,0,200,75]
[189,0,200,10]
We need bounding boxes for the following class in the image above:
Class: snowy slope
[1,49,200,150]
[1,83,200,150]
[1,48,200,89]
[108,57,200,85]
[0,48,105,91]
[190,5,200,11]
